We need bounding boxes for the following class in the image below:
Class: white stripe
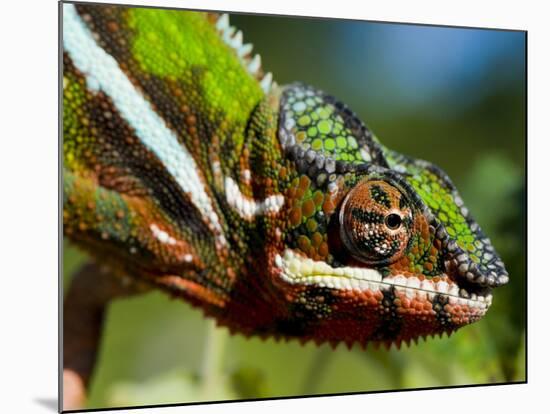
[150,224,177,246]
[224,176,284,220]
[275,249,489,310]
[63,4,226,245]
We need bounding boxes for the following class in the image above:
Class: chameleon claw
[63,369,86,410]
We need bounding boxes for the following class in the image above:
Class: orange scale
[318,242,329,257]
[227,267,237,281]
[333,290,349,299]
[288,188,297,199]
[302,199,316,217]
[313,191,324,206]
[299,175,310,190]
[308,251,319,261]
[322,198,336,215]
[289,206,302,226]
[311,232,323,247]
[368,297,379,307]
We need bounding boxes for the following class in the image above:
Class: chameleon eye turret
[339,179,413,265]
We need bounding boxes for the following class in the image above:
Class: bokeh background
[63,10,526,409]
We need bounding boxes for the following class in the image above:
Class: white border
[1,0,545,413]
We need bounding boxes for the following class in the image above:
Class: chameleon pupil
[385,213,402,229]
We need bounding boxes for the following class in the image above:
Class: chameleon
[62,2,509,407]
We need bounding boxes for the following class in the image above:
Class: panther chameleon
[62,3,509,408]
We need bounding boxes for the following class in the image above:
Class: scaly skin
[63,3,509,354]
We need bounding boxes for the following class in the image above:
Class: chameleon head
[272,83,509,347]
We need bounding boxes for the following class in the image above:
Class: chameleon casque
[62,2,510,406]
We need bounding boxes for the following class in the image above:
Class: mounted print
[61,1,526,411]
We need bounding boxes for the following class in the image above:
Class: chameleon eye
[339,179,412,265]
[385,213,402,230]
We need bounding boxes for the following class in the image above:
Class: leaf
[106,370,236,407]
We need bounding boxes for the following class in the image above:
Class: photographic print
[62,1,526,411]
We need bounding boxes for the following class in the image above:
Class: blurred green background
[63,11,526,409]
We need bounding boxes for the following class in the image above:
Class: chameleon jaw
[275,249,492,311]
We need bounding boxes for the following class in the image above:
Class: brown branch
[63,262,149,410]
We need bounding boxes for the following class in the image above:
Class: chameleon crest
[63,3,509,355]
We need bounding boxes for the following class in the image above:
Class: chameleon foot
[63,261,149,410]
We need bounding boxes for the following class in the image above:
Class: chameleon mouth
[275,249,492,311]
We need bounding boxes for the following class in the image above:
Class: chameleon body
[63,3,509,349]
